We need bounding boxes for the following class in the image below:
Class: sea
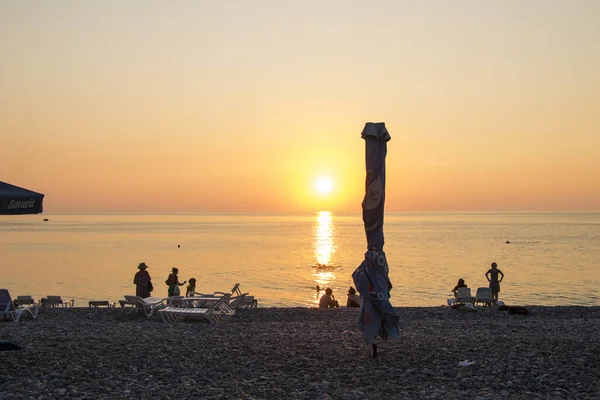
[1,212,598,308]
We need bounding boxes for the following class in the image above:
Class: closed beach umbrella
[0,181,44,215]
[352,123,399,356]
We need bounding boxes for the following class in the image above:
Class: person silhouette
[166,267,187,297]
[186,278,197,297]
[346,287,360,307]
[452,278,468,298]
[486,262,504,302]
[133,262,152,298]
[319,288,339,308]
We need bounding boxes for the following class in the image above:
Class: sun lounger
[214,283,258,308]
[186,292,208,297]
[15,295,36,306]
[0,289,39,322]
[455,288,475,305]
[475,287,493,306]
[43,296,74,308]
[182,294,244,309]
[159,293,234,324]
[120,296,167,317]
[89,300,114,308]
[229,293,248,309]
[167,296,185,307]
[227,293,258,309]
[178,295,222,308]
[214,283,241,297]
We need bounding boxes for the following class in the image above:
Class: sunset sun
[314,177,334,195]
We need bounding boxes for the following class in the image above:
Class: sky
[1,0,599,213]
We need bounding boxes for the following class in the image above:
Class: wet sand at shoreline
[1,306,599,399]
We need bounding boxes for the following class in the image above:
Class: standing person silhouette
[486,262,504,302]
[133,262,152,298]
[166,267,187,297]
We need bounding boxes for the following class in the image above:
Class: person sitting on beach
[452,278,468,298]
[346,287,361,308]
[166,267,187,297]
[319,288,339,309]
[186,278,197,297]
[133,262,152,298]
[486,262,504,302]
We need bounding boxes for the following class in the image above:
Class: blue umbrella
[0,181,44,352]
[352,122,399,356]
[0,181,44,215]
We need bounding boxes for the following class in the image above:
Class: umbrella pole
[372,343,378,358]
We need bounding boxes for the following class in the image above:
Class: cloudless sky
[1,0,599,213]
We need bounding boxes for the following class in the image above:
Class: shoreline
[2,306,600,399]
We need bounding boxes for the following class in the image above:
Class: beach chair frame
[0,289,39,322]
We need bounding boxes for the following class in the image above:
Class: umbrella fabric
[352,251,400,341]
[352,122,399,343]
[0,181,44,215]
[360,123,390,251]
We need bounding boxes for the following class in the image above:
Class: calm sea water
[1,212,598,307]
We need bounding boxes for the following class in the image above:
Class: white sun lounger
[475,287,493,306]
[159,293,234,324]
[0,289,39,322]
[181,293,251,309]
[120,295,167,317]
[214,283,258,308]
[455,287,475,305]
[213,283,241,297]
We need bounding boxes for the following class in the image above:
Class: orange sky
[1,1,599,213]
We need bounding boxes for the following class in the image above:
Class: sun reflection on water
[314,211,335,267]
[311,212,338,305]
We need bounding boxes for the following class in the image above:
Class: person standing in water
[486,262,504,302]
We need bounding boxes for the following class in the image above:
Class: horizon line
[32,210,600,216]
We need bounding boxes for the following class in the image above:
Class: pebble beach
[1,305,600,400]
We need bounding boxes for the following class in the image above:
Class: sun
[314,177,334,195]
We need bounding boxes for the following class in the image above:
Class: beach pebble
[1,306,599,399]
